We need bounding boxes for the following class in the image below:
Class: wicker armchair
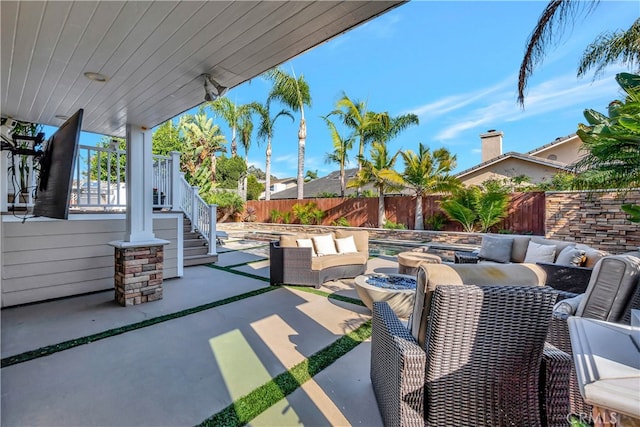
[546,254,640,416]
[371,285,571,426]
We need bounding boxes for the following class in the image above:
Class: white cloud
[405,78,512,120]
[273,154,297,163]
[431,71,622,141]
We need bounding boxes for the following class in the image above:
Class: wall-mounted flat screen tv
[33,109,83,219]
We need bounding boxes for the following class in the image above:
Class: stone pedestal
[109,239,170,307]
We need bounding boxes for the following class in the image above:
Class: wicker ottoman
[397,251,442,276]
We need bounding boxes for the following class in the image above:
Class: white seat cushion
[312,234,338,256]
[335,235,358,254]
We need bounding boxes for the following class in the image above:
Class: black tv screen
[33,109,83,219]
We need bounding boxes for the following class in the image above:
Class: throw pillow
[523,241,556,263]
[478,235,513,263]
[296,238,317,256]
[335,236,358,254]
[312,234,338,256]
[555,245,586,267]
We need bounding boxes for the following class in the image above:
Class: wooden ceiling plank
[122,2,297,127]
[84,1,238,133]
[37,1,116,124]
[3,1,45,120]
[67,2,180,132]
[1,1,19,111]
[220,2,334,71]
[24,2,75,120]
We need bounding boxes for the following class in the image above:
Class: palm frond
[578,18,640,79]
[518,0,599,106]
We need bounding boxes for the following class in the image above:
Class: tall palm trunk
[378,185,386,227]
[265,139,272,201]
[243,153,249,201]
[297,115,306,200]
[415,193,424,230]
[231,126,237,157]
[357,138,365,196]
[339,166,345,197]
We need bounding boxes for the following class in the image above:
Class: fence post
[208,204,217,256]
[191,186,199,232]
[170,151,181,212]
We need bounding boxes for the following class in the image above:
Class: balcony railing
[3,145,217,254]
[70,145,172,210]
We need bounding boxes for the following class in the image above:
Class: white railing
[68,145,172,210]
[178,173,217,255]
[3,144,217,254]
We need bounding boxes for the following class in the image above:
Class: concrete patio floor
[1,238,400,426]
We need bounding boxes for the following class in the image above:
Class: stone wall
[545,190,640,253]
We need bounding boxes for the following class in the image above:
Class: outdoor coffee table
[354,273,416,318]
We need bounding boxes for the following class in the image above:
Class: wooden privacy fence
[246,192,545,234]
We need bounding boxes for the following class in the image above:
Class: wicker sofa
[269,229,369,288]
[461,234,608,293]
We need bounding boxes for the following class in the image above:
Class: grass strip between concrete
[1,286,276,368]
[198,319,372,427]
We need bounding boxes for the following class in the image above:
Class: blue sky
[66,0,639,179]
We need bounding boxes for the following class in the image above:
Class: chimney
[480,129,503,162]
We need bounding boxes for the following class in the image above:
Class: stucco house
[0,1,404,307]
[456,130,585,187]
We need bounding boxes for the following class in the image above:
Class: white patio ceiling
[1,1,404,137]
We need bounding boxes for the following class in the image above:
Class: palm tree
[264,67,312,200]
[250,102,293,200]
[178,112,227,193]
[209,97,251,157]
[370,111,419,145]
[518,1,640,106]
[330,93,381,194]
[237,114,254,200]
[401,143,460,230]
[349,141,404,227]
[322,115,354,197]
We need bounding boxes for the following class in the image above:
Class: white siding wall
[1,213,182,307]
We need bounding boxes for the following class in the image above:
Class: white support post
[208,204,217,256]
[191,186,199,232]
[169,151,181,212]
[124,124,155,242]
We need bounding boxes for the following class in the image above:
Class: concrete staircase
[183,216,218,266]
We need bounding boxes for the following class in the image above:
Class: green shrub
[203,191,244,222]
[269,209,283,223]
[282,211,293,224]
[383,220,406,230]
[331,217,351,227]
[292,202,325,225]
[424,213,447,231]
[439,184,509,232]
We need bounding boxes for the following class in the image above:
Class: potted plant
[7,120,44,205]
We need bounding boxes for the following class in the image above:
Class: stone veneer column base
[109,239,170,307]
